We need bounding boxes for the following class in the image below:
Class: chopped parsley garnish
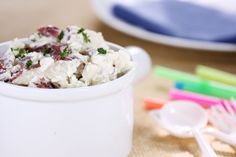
[25,60,33,69]
[97,48,107,55]
[15,48,29,59]
[31,39,36,42]
[11,48,20,52]
[60,46,71,59]
[77,28,91,43]
[78,28,85,34]
[82,33,91,43]
[42,47,51,56]
[57,31,64,41]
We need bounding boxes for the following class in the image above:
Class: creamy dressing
[0,25,133,88]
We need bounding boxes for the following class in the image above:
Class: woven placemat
[129,74,236,157]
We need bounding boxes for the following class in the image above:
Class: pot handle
[126,46,152,83]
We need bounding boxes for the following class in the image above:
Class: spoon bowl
[158,100,217,157]
[160,100,208,137]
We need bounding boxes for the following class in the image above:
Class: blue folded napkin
[112,1,236,43]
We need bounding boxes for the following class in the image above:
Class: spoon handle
[192,128,218,157]
[204,128,236,147]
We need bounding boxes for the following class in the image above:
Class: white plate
[91,0,236,52]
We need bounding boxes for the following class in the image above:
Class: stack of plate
[91,0,236,52]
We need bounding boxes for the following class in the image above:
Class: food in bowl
[0,25,133,88]
[0,25,151,157]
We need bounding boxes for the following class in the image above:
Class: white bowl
[0,41,151,157]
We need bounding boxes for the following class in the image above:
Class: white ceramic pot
[0,41,151,157]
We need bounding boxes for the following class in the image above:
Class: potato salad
[0,26,133,88]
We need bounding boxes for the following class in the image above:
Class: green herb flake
[15,48,29,59]
[57,31,64,42]
[25,60,33,69]
[82,32,91,43]
[77,28,91,43]
[60,46,71,59]
[77,28,85,34]
[31,39,36,42]
[42,47,51,56]
[11,48,19,52]
[97,48,107,55]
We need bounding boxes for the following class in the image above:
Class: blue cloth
[112,1,236,43]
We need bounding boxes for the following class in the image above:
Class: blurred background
[1,0,236,73]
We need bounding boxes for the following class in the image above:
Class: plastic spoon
[151,100,218,157]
